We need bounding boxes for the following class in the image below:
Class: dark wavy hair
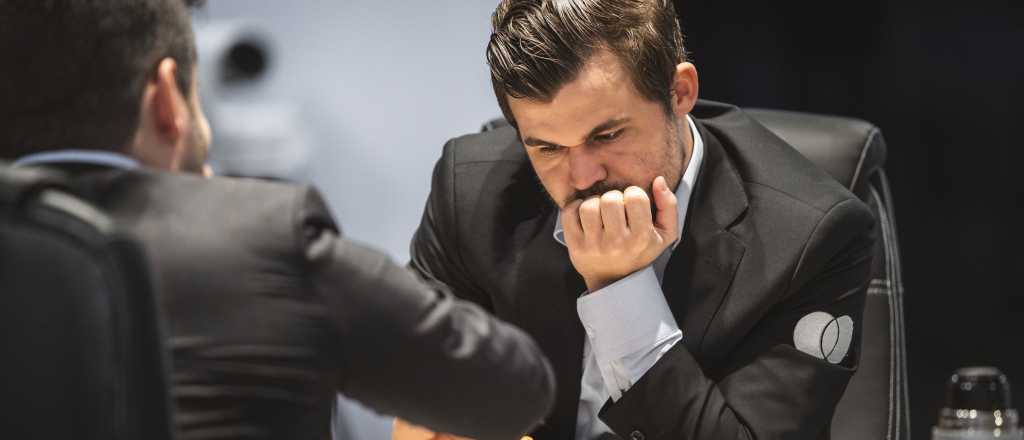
[0,0,205,159]
[487,0,687,128]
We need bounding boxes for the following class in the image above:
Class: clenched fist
[392,418,471,440]
[392,418,533,440]
[561,176,678,291]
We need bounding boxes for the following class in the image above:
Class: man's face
[508,48,687,208]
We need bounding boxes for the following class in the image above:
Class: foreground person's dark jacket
[51,164,555,440]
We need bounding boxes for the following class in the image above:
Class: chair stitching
[849,128,880,190]
[871,186,897,440]
[879,173,910,439]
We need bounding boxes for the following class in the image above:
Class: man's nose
[567,146,607,191]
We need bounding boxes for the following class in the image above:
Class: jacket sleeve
[599,198,877,440]
[296,185,555,440]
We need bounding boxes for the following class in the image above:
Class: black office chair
[746,109,910,440]
[0,165,175,440]
[481,107,910,440]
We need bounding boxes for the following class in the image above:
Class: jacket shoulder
[440,125,528,170]
[95,171,329,257]
[437,126,547,218]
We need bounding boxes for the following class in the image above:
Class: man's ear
[671,62,699,117]
[150,58,188,145]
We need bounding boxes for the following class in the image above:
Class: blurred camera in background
[195,22,311,180]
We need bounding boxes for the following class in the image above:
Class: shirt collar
[554,114,705,246]
[13,149,140,170]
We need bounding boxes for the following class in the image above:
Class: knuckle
[624,186,649,202]
[601,190,624,204]
[580,199,601,216]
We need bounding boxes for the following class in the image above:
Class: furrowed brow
[522,116,630,148]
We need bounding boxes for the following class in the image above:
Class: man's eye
[537,145,563,155]
[593,129,624,143]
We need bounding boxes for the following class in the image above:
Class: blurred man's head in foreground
[0,0,210,174]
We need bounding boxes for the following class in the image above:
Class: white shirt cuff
[577,267,683,400]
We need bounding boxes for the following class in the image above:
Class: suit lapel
[662,122,748,365]
[513,211,586,439]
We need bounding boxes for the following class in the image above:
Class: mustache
[563,181,652,206]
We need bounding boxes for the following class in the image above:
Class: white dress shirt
[553,115,705,439]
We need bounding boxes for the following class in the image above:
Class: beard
[555,117,687,208]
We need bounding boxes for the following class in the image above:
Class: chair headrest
[744,109,887,192]
[0,163,70,206]
[0,163,112,233]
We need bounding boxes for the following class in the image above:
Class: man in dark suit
[406,0,877,439]
[0,1,554,439]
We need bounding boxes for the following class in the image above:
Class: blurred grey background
[192,1,502,438]
[194,1,499,262]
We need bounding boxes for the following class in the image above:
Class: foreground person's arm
[299,188,555,440]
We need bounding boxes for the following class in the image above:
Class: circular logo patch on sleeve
[793,311,854,364]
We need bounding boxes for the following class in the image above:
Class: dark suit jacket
[51,165,555,440]
[410,101,877,439]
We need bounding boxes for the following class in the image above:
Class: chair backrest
[0,165,175,440]
[746,108,910,440]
